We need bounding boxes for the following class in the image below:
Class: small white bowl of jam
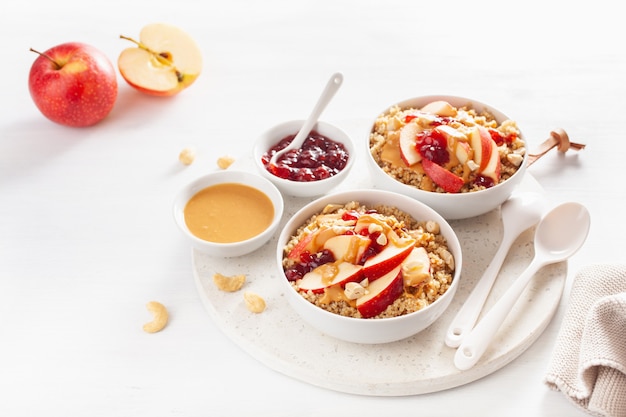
[253,120,355,197]
[173,170,284,257]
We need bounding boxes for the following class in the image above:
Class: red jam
[262,130,349,182]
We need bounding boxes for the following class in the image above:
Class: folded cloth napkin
[545,264,626,417]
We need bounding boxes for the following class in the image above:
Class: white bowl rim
[276,188,463,322]
[366,94,528,198]
[253,119,356,188]
[174,170,284,250]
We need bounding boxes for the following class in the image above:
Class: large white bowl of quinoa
[275,189,462,344]
[367,95,528,220]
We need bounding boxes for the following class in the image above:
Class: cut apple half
[298,262,364,293]
[362,240,415,280]
[399,122,422,166]
[356,265,404,318]
[118,23,202,96]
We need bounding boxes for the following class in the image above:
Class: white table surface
[1,1,623,416]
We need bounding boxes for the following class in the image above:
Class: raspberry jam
[262,130,349,182]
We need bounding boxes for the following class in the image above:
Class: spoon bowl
[454,202,591,370]
[444,191,548,348]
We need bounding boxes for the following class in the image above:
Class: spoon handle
[453,256,546,370]
[444,231,516,348]
[269,73,343,165]
[298,72,343,139]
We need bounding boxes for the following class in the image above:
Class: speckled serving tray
[191,173,566,396]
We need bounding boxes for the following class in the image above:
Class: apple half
[118,23,202,96]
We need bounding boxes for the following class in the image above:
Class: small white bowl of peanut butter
[173,170,284,257]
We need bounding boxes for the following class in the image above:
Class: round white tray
[191,173,566,396]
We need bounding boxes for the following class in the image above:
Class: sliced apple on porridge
[356,265,404,318]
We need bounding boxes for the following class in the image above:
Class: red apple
[421,158,464,193]
[356,265,404,318]
[399,122,422,166]
[298,262,364,293]
[362,240,415,280]
[28,43,118,127]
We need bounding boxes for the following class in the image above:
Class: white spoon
[454,202,590,371]
[269,72,343,166]
[444,192,547,348]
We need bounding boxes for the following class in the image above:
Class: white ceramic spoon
[454,202,591,371]
[444,192,547,348]
[269,72,343,166]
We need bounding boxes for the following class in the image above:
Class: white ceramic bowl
[173,170,284,257]
[275,189,463,344]
[366,95,528,220]
[253,120,355,197]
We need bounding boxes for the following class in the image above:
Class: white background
[1,1,624,416]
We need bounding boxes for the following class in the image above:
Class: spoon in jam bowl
[269,72,343,167]
[445,191,548,348]
[454,202,590,371]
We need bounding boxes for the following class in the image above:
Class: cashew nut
[217,155,235,170]
[143,301,169,333]
[178,147,196,165]
[213,272,246,292]
[243,292,266,313]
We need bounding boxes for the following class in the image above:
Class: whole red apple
[28,42,118,127]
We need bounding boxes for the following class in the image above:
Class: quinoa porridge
[369,100,526,194]
[282,201,455,319]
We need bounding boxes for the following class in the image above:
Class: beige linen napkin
[545,264,626,417]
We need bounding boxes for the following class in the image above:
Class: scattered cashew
[213,273,246,292]
[217,155,235,170]
[244,292,266,313]
[143,301,169,333]
[178,147,196,165]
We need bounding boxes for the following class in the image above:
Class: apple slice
[420,100,457,117]
[399,122,422,166]
[118,23,202,96]
[401,247,431,287]
[469,126,493,171]
[356,265,404,318]
[286,225,340,261]
[323,234,372,264]
[362,240,415,280]
[455,141,473,165]
[287,232,316,261]
[298,262,364,293]
[421,158,464,193]
[480,138,501,182]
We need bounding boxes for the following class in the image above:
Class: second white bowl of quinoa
[366,95,528,220]
[275,189,462,344]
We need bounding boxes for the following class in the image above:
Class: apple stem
[29,48,61,70]
[119,34,174,68]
